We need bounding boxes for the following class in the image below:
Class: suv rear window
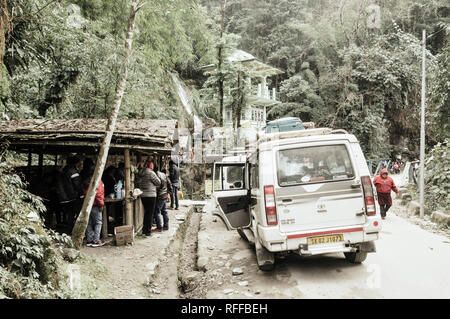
[277,144,354,186]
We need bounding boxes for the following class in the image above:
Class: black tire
[258,262,275,271]
[344,251,367,263]
[237,228,246,240]
[253,221,275,271]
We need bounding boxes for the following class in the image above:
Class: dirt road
[197,200,450,299]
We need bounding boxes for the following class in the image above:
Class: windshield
[277,144,354,186]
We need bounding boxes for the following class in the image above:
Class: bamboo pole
[124,148,132,225]
[71,0,144,249]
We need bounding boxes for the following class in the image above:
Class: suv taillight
[361,176,376,216]
[264,185,278,226]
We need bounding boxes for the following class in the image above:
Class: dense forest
[0,0,449,298]
[0,0,448,155]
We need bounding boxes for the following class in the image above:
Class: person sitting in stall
[83,168,105,247]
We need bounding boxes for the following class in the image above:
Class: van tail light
[361,176,376,216]
[264,185,278,226]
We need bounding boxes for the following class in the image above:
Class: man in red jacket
[373,168,399,220]
[83,170,105,247]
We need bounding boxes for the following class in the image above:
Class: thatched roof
[0,119,178,155]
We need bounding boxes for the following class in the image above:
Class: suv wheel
[253,220,275,271]
[344,251,367,263]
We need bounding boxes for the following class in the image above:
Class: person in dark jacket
[373,168,399,220]
[80,157,95,185]
[153,166,171,232]
[138,160,161,235]
[102,165,117,198]
[59,156,83,233]
[168,160,180,210]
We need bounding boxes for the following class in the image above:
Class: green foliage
[429,34,450,141]
[424,140,450,212]
[0,151,74,298]
[204,0,449,160]
[2,0,214,120]
[200,32,242,126]
[0,63,9,118]
[269,67,324,122]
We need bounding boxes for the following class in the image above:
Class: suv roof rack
[257,127,348,143]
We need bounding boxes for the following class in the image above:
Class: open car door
[212,162,251,230]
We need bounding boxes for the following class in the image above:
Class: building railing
[251,85,279,101]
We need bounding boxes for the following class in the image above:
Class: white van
[212,128,381,270]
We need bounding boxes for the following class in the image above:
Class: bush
[0,150,74,298]
[425,139,450,213]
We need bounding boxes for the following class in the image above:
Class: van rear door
[275,142,366,233]
[212,162,251,230]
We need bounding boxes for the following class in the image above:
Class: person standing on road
[169,160,180,210]
[153,166,171,232]
[138,160,161,236]
[373,168,399,220]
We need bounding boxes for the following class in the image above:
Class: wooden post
[38,151,43,178]
[124,148,132,226]
[101,206,108,240]
[27,151,32,167]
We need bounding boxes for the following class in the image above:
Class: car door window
[214,164,245,191]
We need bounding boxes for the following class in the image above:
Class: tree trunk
[236,72,242,129]
[71,0,143,250]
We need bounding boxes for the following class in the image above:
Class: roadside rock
[397,187,409,198]
[180,271,202,293]
[175,214,186,221]
[61,248,80,262]
[431,211,450,226]
[197,256,209,271]
[232,267,244,276]
[145,262,158,276]
[407,201,429,216]
[400,193,412,201]
[238,281,249,287]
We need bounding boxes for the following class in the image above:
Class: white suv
[212,128,381,271]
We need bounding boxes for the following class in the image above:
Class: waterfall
[171,74,202,129]
[171,73,203,163]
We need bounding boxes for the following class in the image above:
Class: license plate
[307,234,344,245]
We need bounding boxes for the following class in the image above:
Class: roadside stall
[0,119,178,238]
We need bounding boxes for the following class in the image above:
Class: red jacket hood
[380,168,388,177]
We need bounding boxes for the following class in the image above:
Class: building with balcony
[201,49,284,132]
